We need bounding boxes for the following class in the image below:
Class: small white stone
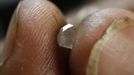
[57,24,76,49]
[62,24,74,32]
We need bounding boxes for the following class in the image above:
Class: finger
[0,0,66,75]
[0,39,4,64]
[97,0,134,11]
[70,8,134,75]
[66,5,101,25]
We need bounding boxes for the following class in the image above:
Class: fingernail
[87,17,134,75]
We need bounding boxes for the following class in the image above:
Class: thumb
[70,8,134,75]
[0,0,66,75]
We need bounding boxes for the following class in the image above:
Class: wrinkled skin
[0,0,66,75]
[1,0,134,75]
[70,9,134,75]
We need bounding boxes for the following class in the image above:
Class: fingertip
[70,8,134,75]
[1,0,66,75]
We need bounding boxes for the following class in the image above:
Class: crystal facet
[57,24,76,49]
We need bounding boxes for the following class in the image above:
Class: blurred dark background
[52,0,86,13]
[0,0,19,39]
[0,0,95,40]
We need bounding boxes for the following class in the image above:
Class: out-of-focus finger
[70,8,134,75]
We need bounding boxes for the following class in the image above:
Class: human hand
[1,0,134,75]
